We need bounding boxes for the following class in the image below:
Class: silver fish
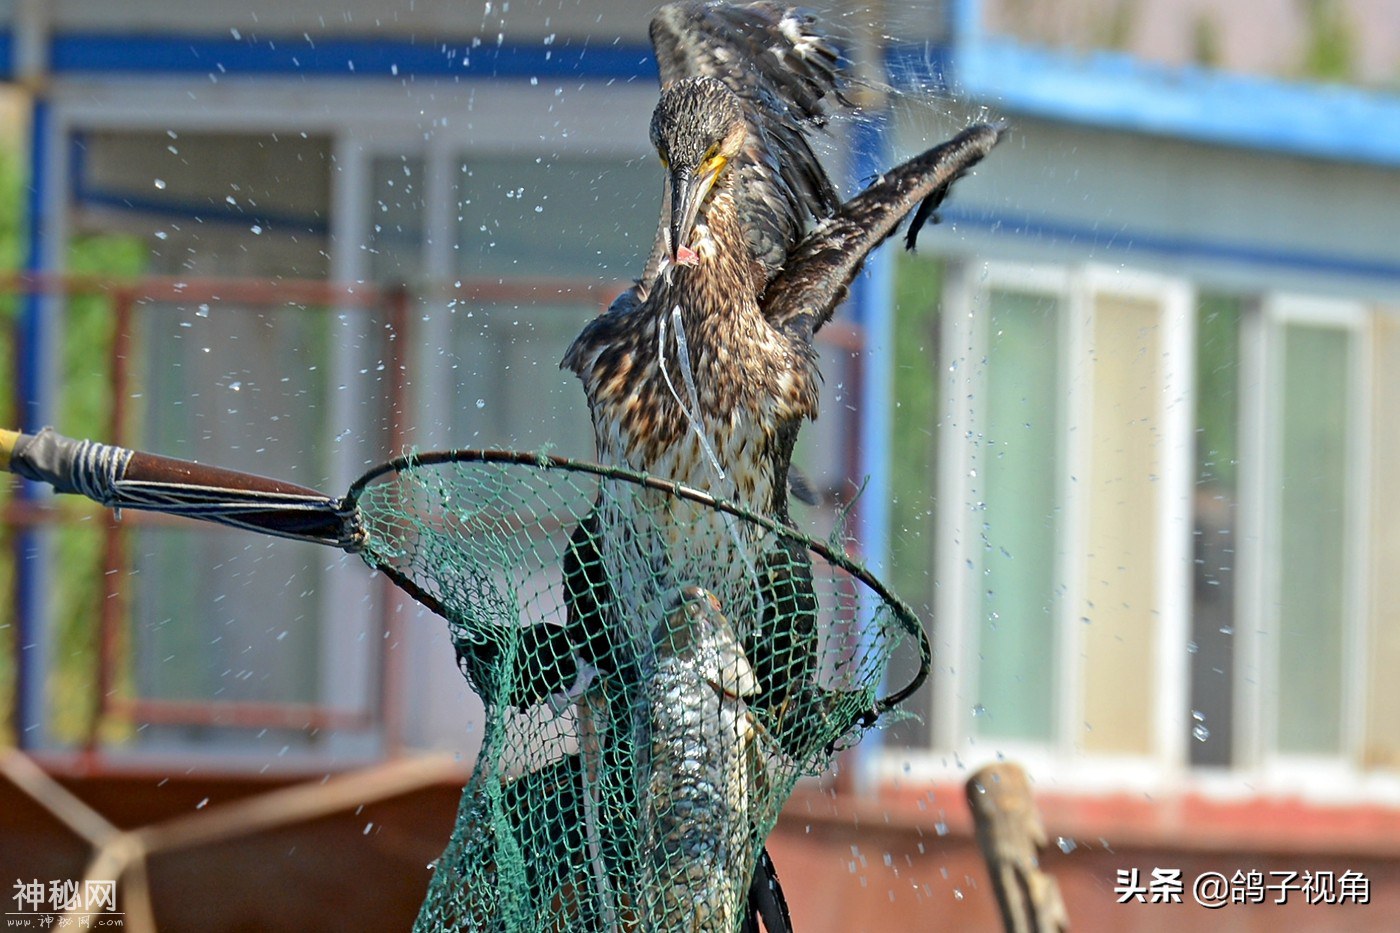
[641,586,764,932]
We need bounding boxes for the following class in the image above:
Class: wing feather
[762,123,1003,340]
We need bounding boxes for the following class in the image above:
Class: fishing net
[346,451,927,933]
[1,430,928,932]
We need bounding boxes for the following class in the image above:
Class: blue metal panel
[848,111,896,777]
[848,110,895,570]
[50,32,656,81]
[952,37,1400,169]
[15,97,52,748]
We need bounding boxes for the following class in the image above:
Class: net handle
[0,427,353,546]
[347,448,931,715]
[2,427,331,497]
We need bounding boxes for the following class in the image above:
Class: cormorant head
[650,76,745,267]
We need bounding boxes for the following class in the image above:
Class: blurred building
[3,0,1400,929]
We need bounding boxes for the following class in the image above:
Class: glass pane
[1080,293,1160,756]
[1366,313,1400,767]
[1276,323,1349,754]
[455,155,656,281]
[84,130,331,279]
[975,289,1060,742]
[449,303,596,456]
[368,154,426,282]
[126,303,373,749]
[448,154,657,459]
[1189,294,1242,766]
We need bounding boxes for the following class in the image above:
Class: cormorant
[557,5,1000,932]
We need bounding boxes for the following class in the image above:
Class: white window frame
[1234,292,1372,797]
[890,259,1195,792]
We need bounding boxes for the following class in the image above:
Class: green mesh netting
[347,452,926,932]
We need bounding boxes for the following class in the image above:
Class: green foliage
[47,234,147,744]
[1195,293,1243,492]
[1191,13,1224,69]
[1299,0,1356,83]
[0,123,148,745]
[1092,0,1140,52]
[882,255,945,746]
[887,255,944,623]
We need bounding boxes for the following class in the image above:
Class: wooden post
[965,762,1070,933]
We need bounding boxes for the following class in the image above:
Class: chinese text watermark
[1114,867,1371,908]
[9,879,124,927]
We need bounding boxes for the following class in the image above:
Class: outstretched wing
[763,123,1003,341]
[648,1,848,280]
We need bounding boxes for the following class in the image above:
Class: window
[901,261,1400,794]
[448,153,656,456]
[1240,295,1369,770]
[916,261,1194,775]
[127,298,394,753]
[53,123,390,756]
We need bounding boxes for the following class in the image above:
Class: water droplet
[1189,709,1210,740]
[153,178,167,190]
[250,224,264,235]
[154,230,169,240]
[228,381,242,392]
[196,797,209,809]
[475,398,486,409]
[196,304,210,318]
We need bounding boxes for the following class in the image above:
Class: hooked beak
[667,165,717,267]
